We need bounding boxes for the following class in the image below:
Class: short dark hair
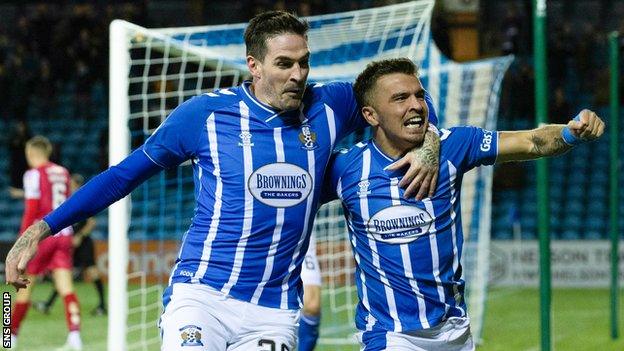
[26,135,52,157]
[244,11,309,61]
[353,58,419,107]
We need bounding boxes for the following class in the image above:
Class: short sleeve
[23,169,41,199]
[443,126,498,171]
[143,95,209,168]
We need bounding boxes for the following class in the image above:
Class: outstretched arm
[497,109,605,163]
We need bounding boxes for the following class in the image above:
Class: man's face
[248,33,310,111]
[25,145,37,168]
[365,73,429,152]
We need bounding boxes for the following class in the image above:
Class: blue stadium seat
[561,229,581,240]
[549,216,561,230]
[588,202,607,217]
[563,216,582,228]
[520,216,536,231]
[591,171,608,185]
[0,231,15,242]
[521,229,536,240]
[521,201,537,215]
[494,230,513,240]
[563,201,583,216]
[587,217,605,231]
[549,171,565,185]
[549,201,563,215]
[584,230,603,240]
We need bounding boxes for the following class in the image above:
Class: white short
[159,283,300,351]
[357,317,474,351]
[300,233,321,286]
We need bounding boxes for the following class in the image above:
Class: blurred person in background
[35,173,106,317]
[9,136,83,351]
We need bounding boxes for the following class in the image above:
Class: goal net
[108,1,512,349]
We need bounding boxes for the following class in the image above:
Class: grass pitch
[3,284,623,350]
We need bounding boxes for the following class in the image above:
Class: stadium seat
[521,201,537,215]
[549,216,561,231]
[0,231,15,241]
[588,202,607,217]
[587,217,605,231]
[564,200,584,215]
[583,230,603,240]
[563,216,582,228]
[521,229,536,240]
[561,229,581,240]
[494,230,513,240]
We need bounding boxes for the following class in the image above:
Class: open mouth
[403,116,424,129]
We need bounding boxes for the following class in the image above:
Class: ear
[247,55,261,80]
[361,106,379,127]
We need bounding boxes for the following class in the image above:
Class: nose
[290,63,306,83]
[409,95,424,113]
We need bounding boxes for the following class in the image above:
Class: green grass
[479,288,624,351]
[317,288,624,351]
[3,284,624,350]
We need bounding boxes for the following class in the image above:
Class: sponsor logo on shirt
[367,205,433,244]
[179,325,203,347]
[480,130,493,152]
[248,163,313,207]
[299,124,318,150]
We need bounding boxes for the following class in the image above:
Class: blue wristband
[561,113,583,146]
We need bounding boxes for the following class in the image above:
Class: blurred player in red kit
[35,173,106,317]
[10,136,83,351]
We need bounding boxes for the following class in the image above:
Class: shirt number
[52,182,67,209]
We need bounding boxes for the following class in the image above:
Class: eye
[394,95,407,102]
[300,60,310,68]
[276,61,291,68]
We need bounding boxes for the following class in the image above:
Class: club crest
[298,124,318,150]
[179,325,203,347]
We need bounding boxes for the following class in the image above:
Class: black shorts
[73,235,96,268]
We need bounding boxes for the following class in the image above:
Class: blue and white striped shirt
[324,126,498,332]
[147,81,363,310]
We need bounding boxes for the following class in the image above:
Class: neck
[249,81,277,110]
[372,130,419,160]
[30,158,48,168]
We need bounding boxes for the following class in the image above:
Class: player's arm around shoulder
[497,109,605,163]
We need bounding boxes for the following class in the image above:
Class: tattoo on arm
[529,127,572,157]
[414,130,440,167]
[12,235,31,252]
[19,221,51,245]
